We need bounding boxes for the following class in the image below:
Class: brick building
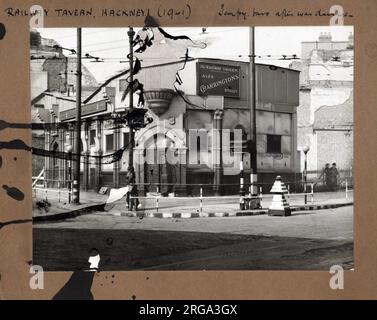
[30,30,98,177]
[291,32,354,174]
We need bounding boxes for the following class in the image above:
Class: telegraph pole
[128,27,135,172]
[250,26,258,195]
[73,27,82,204]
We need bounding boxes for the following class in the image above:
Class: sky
[36,26,353,83]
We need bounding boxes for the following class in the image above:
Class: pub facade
[38,57,301,195]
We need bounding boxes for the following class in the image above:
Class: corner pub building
[36,56,301,196]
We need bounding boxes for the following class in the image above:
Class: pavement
[32,187,354,221]
[32,189,107,222]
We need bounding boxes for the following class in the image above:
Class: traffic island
[101,200,353,219]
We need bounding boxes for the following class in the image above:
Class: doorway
[143,133,174,194]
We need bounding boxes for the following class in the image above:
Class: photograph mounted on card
[0,0,374,301]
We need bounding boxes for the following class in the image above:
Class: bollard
[247,186,252,210]
[287,184,290,200]
[200,186,203,214]
[45,188,48,202]
[239,195,245,210]
[156,186,159,213]
[239,160,245,210]
[259,186,263,209]
[345,178,348,199]
[311,183,314,203]
[72,180,79,203]
[268,176,291,216]
[58,182,61,203]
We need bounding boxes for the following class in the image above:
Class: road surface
[33,205,353,271]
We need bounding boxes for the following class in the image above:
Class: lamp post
[73,27,82,204]
[303,145,310,204]
[127,27,135,174]
[249,26,258,197]
[65,145,73,203]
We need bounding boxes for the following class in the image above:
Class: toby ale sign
[197,62,241,98]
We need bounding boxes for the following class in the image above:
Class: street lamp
[302,145,310,204]
[65,145,73,203]
[127,27,135,174]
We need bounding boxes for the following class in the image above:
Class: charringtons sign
[197,62,241,98]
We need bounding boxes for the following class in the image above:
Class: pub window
[267,134,282,153]
[67,84,75,97]
[230,131,234,156]
[90,129,96,145]
[34,104,44,108]
[106,134,114,152]
[123,132,130,148]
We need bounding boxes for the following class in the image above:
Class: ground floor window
[90,129,96,145]
[106,134,114,152]
[267,134,282,153]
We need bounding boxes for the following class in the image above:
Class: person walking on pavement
[329,162,340,191]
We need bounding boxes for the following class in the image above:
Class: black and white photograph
[30,25,354,271]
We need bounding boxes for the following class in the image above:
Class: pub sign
[197,62,241,98]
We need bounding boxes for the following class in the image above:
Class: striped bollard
[311,183,314,203]
[72,180,79,204]
[268,176,291,216]
[239,160,245,210]
[247,186,252,210]
[250,173,258,197]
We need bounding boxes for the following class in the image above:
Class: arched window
[52,142,59,166]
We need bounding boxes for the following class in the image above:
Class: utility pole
[128,27,135,172]
[250,26,258,196]
[73,27,82,204]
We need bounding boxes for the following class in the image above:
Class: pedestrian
[125,167,135,209]
[130,184,141,211]
[125,167,141,211]
[329,162,340,191]
[317,163,331,190]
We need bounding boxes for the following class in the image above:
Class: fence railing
[129,185,264,213]
[33,182,72,203]
[128,177,353,212]
[32,174,354,211]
